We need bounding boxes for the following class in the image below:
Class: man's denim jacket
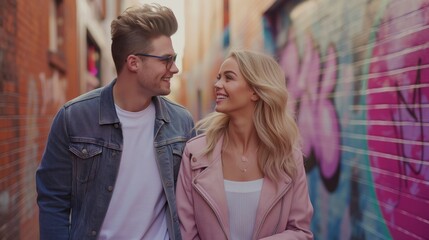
[36,79,195,240]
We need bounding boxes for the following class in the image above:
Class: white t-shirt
[98,103,169,240]
[224,178,263,240]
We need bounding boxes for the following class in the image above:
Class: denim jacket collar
[99,79,120,125]
[152,95,171,123]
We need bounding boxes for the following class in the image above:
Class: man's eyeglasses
[134,53,177,70]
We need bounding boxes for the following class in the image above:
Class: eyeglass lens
[166,55,177,70]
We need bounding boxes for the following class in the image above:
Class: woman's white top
[224,178,264,240]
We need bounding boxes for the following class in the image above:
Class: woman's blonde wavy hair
[195,49,301,180]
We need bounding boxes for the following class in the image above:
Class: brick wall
[0,0,124,238]
[0,0,20,238]
[0,0,78,239]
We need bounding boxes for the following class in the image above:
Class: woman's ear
[251,91,260,101]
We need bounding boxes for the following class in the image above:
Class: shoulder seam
[187,134,205,143]
[160,96,187,110]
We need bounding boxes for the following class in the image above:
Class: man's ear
[126,55,139,73]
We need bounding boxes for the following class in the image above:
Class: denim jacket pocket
[69,143,103,183]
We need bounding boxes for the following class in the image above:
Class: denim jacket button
[114,123,119,128]
[107,186,113,192]
[91,230,97,236]
[82,148,88,155]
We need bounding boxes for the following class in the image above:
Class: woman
[176,50,313,240]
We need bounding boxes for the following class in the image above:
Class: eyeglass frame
[132,53,177,70]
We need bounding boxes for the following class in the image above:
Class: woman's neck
[222,118,263,180]
[225,119,258,154]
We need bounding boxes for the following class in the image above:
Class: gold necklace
[223,137,258,173]
[236,155,250,173]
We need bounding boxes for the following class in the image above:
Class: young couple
[36,3,313,240]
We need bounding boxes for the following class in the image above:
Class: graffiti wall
[264,0,429,239]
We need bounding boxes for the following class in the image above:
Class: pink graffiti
[280,30,341,191]
[367,0,429,239]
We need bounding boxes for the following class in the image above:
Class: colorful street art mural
[264,0,429,239]
[367,1,429,238]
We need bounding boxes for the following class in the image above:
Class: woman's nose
[214,80,222,88]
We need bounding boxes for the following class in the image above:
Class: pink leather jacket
[176,134,314,240]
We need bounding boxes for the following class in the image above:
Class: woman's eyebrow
[224,70,237,76]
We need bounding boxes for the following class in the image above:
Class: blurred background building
[0,1,119,239]
[0,0,428,239]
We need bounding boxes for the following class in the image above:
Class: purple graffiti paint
[368,0,429,239]
[280,30,341,192]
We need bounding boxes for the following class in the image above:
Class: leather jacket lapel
[253,173,292,238]
[190,135,231,238]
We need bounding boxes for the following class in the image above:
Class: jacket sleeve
[176,145,201,240]
[186,113,197,140]
[36,107,72,240]
[260,152,314,240]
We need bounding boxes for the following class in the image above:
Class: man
[36,4,195,240]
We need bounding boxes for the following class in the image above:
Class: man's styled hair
[110,3,178,73]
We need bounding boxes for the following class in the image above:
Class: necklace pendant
[238,156,249,173]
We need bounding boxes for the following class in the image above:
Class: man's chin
[159,89,171,96]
